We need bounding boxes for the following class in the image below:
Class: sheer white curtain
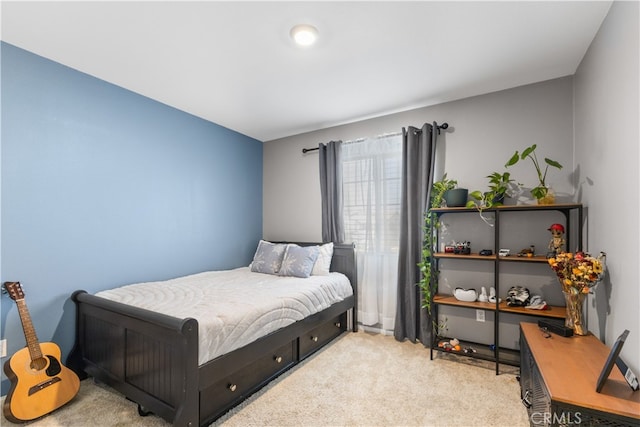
[342,134,402,334]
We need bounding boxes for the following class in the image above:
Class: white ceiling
[1,1,612,141]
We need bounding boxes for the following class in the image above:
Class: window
[342,133,402,333]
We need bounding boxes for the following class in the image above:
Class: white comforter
[96,267,353,365]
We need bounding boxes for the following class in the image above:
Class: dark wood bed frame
[67,242,357,427]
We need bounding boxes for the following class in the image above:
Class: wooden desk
[520,322,640,426]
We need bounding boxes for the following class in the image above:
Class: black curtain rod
[301,122,449,153]
[437,122,449,133]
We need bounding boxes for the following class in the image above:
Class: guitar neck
[15,299,43,361]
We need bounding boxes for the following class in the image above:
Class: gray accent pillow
[279,245,320,278]
[250,240,287,275]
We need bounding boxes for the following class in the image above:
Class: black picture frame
[596,329,632,393]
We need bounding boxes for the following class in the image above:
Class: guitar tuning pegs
[2,282,23,296]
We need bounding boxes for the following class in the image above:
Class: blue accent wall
[0,42,263,394]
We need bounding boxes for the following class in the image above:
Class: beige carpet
[2,332,529,427]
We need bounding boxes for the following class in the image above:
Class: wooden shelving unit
[434,252,497,261]
[434,252,555,263]
[433,294,567,319]
[429,203,583,374]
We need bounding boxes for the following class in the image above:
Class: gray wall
[264,1,639,374]
[264,76,574,242]
[574,0,639,375]
[264,77,575,348]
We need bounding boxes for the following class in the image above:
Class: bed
[67,242,357,427]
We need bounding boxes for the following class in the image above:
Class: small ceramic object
[454,287,478,302]
[478,286,489,302]
[488,287,502,303]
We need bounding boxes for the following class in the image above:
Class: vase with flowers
[548,251,605,335]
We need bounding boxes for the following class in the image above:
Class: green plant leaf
[521,144,536,159]
[531,186,547,200]
[487,172,500,183]
[544,158,563,169]
[505,152,520,167]
[469,190,483,200]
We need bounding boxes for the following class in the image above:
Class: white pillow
[312,242,334,276]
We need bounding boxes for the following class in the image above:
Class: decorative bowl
[454,287,478,302]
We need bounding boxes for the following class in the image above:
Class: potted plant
[486,171,515,204]
[418,175,457,325]
[444,187,468,207]
[465,171,515,218]
[432,174,466,208]
[506,144,563,204]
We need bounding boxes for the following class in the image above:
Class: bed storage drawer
[299,314,346,359]
[199,340,295,421]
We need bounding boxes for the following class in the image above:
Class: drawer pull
[228,383,237,392]
[274,356,283,364]
[334,322,341,328]
[311,336,319,342]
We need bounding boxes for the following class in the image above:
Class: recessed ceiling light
[290,24,318,47]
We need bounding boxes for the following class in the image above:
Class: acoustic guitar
[3,281,80,422]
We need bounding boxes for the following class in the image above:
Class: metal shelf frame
[428,203,584,374]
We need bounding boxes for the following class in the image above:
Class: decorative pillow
[312,242,334,276]
[250,240,287,275]
[279,245,320,278]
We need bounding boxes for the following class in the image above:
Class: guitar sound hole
[45,356,62,376]
[30,357,48,371]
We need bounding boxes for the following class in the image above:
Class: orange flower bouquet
[548,251,605,335]
[548,251,604,293]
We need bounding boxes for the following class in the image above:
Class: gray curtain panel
[319,140,345,244]
[394,123,437,344]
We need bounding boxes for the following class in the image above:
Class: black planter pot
[443,188,468,207]
[492,193,505,205]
